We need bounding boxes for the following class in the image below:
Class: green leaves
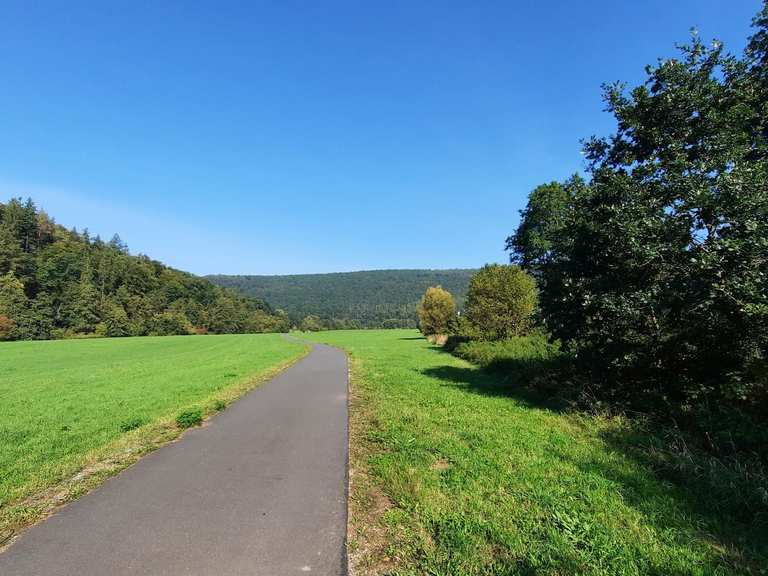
[465,265,537,341]
[417,286,456,336]
[508,3,768,416]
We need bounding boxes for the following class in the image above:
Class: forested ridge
[0,198,289,340]
[208,269,476,328]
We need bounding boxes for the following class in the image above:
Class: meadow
[0,334,307,538]
[302,329,766,575]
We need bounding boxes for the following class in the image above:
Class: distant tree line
[208,269,475,329]
[0,198,289,340]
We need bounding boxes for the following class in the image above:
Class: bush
[443,334,471,352]
[416,286,455,336]
[453,335,560,370]
[119,416,146,432]
[465,265,537,340]
[450,334,568,402]
[299,314,324,332]
[149,311,193,336]
[176,408,203,429]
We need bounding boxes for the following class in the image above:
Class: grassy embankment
[0,333,307,541]
[302,329,766,575]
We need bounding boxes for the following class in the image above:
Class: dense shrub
[465,265,537,340]
[176,408,203,429]
[416,286,455,336]
[443,334,471,353]
[119,416,146,432]
[453,335,559,368]
[149,311,193,336]
[452,334,563,385]
[299,314,324,331]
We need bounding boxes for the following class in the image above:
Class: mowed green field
[302,329,764,575]
[0,334,306,533]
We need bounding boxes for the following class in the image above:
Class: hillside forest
[208,269,475,329]
[0,198,289,340]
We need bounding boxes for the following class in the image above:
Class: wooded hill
[208,269,476,328]
[0,198,289,340]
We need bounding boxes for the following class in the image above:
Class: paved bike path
[0,343,348,575]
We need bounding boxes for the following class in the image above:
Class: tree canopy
[508,5,768,414]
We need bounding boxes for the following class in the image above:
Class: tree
[149,311,193,336]
[0,315,13,340]
[300,315,324,332]
[506,180,578,273]
[508,6,768,410]
[272,309,291,333]
[465,265,537,341]
[0,272,29,339]
[0,199,38,289]
[416,286,456,336]
[0,224,22,276]
[205,297,246,334]
[71,262,100,334]
[101,301,131,337]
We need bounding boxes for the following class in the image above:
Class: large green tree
[509,5,768,411]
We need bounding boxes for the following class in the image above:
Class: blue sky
[0,1,760,275]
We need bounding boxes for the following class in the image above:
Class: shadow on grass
[422,352,574,413]
[398,337,425,341]
[420,356,768,571]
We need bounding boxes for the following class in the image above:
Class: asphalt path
[0,343,348,575]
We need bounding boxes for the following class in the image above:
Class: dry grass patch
[346,357,402,575]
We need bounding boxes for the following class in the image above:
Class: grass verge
[301,329,767,575]
[0,334,309,546]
